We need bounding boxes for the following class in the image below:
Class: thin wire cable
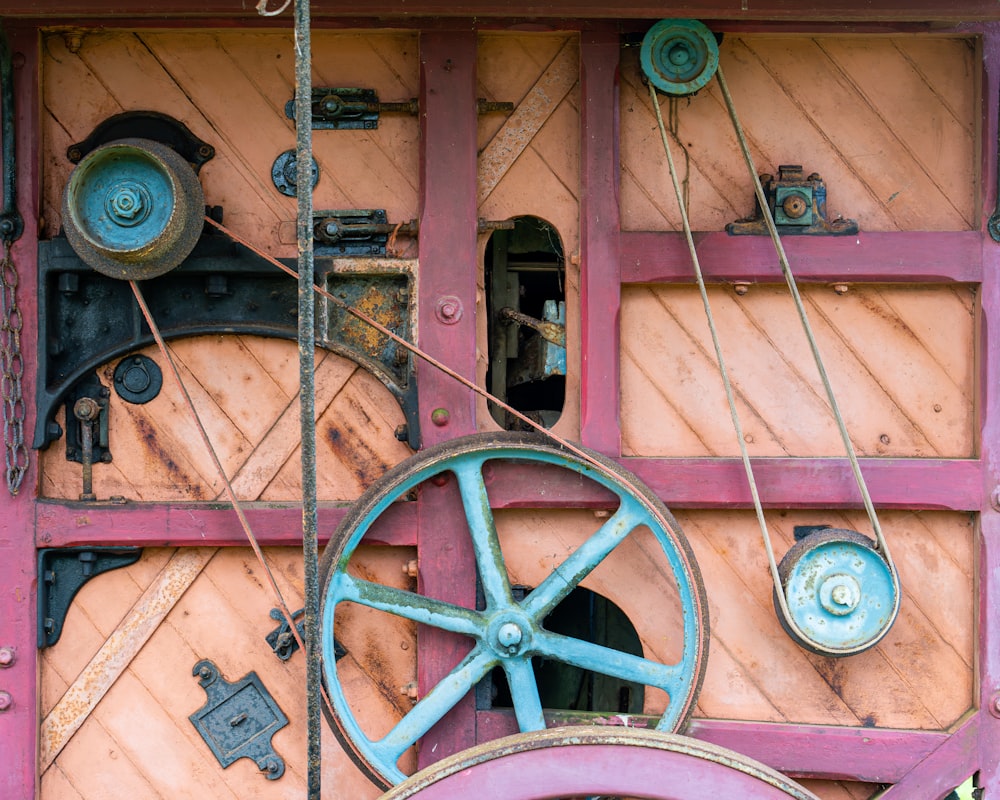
[715,63,894,568]
[128,280,306,654]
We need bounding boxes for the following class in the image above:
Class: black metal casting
[63,372,110,465]
[314,209,418,257]
[113,354,163,404]
[189,659,288,780]
[37,547,142,647]
[285,87,418,130]
[265,607,347,662]
[271,150,319,197]
[66,110,215,171]
[727,165,858,236]
[36,225,421,452]
[0,23,23,246]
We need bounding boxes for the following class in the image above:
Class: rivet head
[0,648,13,668]
[992,694,1000,718]
[0,691,12,711]
[430,408,450,427]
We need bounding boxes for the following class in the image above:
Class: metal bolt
[0,648,14,668]
[74,396,100,423]
[832,283,850,295]
[879,434,891,445]
[497,622,523,650]
[431,408,450,427]
[435,295,463,324]
[402,559,419,579]
[0,691,11,712]
[401,681,418,701]
[992,694,1000,718]
[733,281,751,296]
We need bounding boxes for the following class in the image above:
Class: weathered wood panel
[41,29,419,257]
[40,546,416,798]
[685,509,974,730]
[39,338,413,501]
[620,284,975,458]
[475,33,582,437]
[620,35,977,233]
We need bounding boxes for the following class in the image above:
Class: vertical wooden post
[415,27,480,770]
[579,30,621,455]
[979,21,1000,795]
[0,22,39,800]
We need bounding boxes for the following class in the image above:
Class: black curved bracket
[66,110,216,171]
[36,224,420,452]
[38,546,142,648]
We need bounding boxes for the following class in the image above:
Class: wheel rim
[378,727,821,799]
[320,432,709,786]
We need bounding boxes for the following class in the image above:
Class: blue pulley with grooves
[62,137,204,280]
[774,528,899,657]
[640,19,719,96]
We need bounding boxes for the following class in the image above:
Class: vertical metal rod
[293,0,320,796]
[0,23,23,243]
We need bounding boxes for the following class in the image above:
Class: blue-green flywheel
[774,528,899,657]
[63,137,204,281]
[640,19,720,96]
[318,432,709,788]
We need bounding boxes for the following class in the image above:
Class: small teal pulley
[640,19,719,96]
[774,528,899,657]
[63,137,204,281]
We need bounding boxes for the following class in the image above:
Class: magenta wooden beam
[415,29,480,773]
[974,21,1000,796]
[621,230,983,285]
[0,24,40,800]
[34,501,419,548]
[476,710,950,783]
[876,715,980,799]
[5,1,1000,21]
[579,31,622,455]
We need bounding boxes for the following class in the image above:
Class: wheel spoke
[522,498,645,618]
[453,458,514,609]
[532,629,686,698]
[337,573,485,637]
[371,646,498,765]
[502,658,546,732]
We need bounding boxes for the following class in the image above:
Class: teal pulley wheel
[640,19,719,96]
[320,432,708,787]
[63,137,205,280]
[774,528,899,657]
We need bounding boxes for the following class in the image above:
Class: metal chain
[0,238,27,494]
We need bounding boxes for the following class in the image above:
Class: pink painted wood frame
[579,29,621,455]
[5,0,1000,22]
[0,23,40,800]
[414,29,481,772]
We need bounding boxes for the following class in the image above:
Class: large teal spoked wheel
[63,137,204,280]
[319,432,709,788]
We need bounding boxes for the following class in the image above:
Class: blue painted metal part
[319,432,707,787]
[540,299,566,378]
[776,528,898,656]
[640,19,720,97]
[63,137,204,280]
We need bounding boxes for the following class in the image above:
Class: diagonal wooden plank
[40,548,217,771]
[478,37,578,205]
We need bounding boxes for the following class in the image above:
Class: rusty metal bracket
[265,607,346,662]
[726,165,858,236]
[313,209,417,256]
[189,659,288,780]
[285,88,417,130]
[35,223,421,451]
